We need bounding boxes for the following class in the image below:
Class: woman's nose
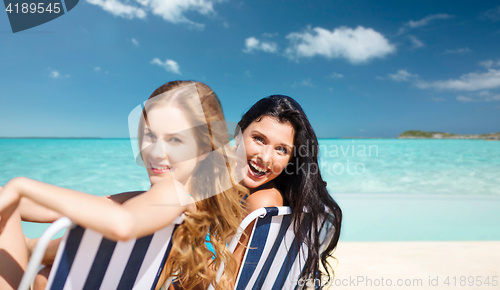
[259,144,273,163]
[150,139,167,160]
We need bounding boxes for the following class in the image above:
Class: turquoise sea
[319,139,500,196]
[1,138,499,241]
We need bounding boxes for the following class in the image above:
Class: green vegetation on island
[398,130,500,140]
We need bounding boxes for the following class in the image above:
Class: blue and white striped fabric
[42,216,183,290]
[233,207,309,290]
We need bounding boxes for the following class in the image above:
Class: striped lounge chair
[210,206,333,290]
[18,215,183,290]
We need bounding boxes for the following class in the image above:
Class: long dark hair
[238,95,342,285]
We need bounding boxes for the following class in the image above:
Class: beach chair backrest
[18,216,183,290]
[233,206,308,290]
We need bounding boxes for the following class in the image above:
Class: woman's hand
[0,178,22,233]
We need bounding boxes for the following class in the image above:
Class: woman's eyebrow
[145,127,187,139]
[253,130,292,150]
[252,130,268,140]
[252,129,264,136]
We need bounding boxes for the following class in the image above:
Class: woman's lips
[247,160,270,179]
[150,163,171,174]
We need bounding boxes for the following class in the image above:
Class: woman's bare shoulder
[246,187,283,212]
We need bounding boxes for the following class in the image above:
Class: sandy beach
[324,241,500,290]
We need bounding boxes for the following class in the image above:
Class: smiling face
[140,104,205,186]
[241,116,295,189]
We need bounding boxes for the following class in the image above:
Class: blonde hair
[139,80,246,289]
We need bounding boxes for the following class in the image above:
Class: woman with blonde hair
[0,80,246,290]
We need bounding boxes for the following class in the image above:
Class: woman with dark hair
[234,95,342,285]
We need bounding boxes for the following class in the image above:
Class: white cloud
[398,14,453,34]
[385,63,500,95]
[300,79,315,87]
[416,68,500,91]
[94,66,108,74]
[262,32,278,38]
[329,72,344,79]
[131,38,139,46]
[243,37,278,53]
[86,0,224,29]
[48,68,69,78]
[150,58,181,75]
[456,91,500,102]
[431,97,445,102]
[50,70,60,78]
[408,35,424,48]
[388,70,419,82]
[479,60,494,68]
[444,47,471,55]
[408,14,453,28]
[144,0,220,29]
[479,59,500,69]
[86,0,146,19]
[292,78,316,88]
[456,95,475,102]
[284,26,395,64]
[481,6,500,22]
[488,94,500,101]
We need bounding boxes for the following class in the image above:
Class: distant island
[398,130,500,140]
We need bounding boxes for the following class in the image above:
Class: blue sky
[1,0,499,138]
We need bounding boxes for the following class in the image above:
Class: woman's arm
[19,197,62,223]
[18,190,144,223]
[0,177,192,241]
[24,191,148,271]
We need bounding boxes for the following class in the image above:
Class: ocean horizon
[1,138,499,196]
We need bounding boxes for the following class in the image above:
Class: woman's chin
[243,175,266,189]
[148,175,169,186]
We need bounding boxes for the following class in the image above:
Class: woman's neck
[249,181,272,193]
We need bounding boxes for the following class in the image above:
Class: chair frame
[208,206,302,290]
[18,216,183,290]
[19,217,73,290]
